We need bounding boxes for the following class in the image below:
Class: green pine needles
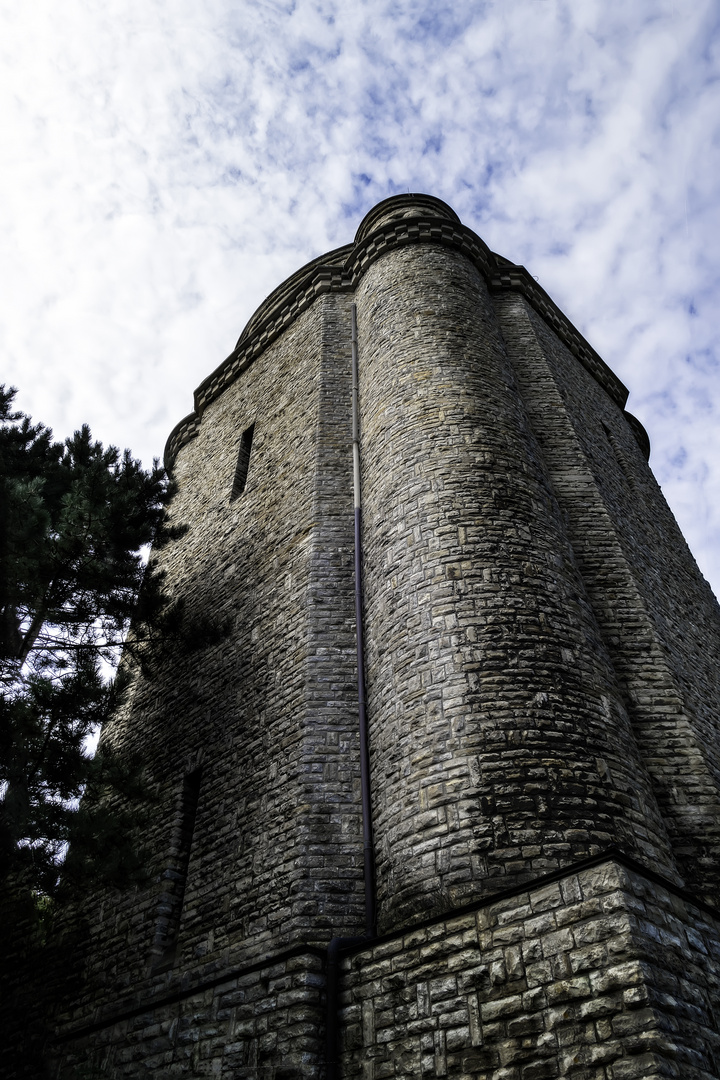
[0,385,207,898]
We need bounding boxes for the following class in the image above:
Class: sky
[1,0,719,596]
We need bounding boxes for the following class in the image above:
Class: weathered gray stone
[16,193,718,1080]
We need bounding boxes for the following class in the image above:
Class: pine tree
[0,386,184,896]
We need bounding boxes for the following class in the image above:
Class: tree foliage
[0,386,183,895]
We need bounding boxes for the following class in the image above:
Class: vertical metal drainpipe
[352,301,376,940]
[325,302,376,1080]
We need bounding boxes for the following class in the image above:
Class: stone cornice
[164,196,641,469]
[487,264,628,409]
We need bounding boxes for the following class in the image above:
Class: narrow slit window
[231,424,255,500]
[602,421,636,491]
[150,768,202,971]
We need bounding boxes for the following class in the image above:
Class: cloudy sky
[2,0,719,595]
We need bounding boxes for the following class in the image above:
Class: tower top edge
[164,195,635,469]
[354,193,461,243]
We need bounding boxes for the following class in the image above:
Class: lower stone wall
[339,859,720,1079]
[47,859,720,1079]
[52,949,326,1080]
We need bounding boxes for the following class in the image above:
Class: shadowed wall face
[57,295,366,1030]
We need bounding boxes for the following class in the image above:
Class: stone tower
[50,195,720,1078]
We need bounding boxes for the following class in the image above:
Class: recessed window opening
[231,424,255,500]
[151,768,202,971]
[602,421,636,492]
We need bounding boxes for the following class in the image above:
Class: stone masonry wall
[493,291,720,901]
[50,859,720,1079]
[339,858,720,1079]
[52,293,365,1042]
[54,948,327,1079]
[40,195,720,1079]
[356,243,678,934]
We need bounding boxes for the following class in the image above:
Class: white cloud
[1,0,719,592]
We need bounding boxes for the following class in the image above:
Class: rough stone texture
[46,291,365,1046]
[28,193,720,1078]
[339,859,720,1079]
[493,292,720,902]
[56,949,326,1079]
[356,244,677,933]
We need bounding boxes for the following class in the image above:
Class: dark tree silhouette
[0,385,187,896]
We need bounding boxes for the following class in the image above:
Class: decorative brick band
[163,197,638,469]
